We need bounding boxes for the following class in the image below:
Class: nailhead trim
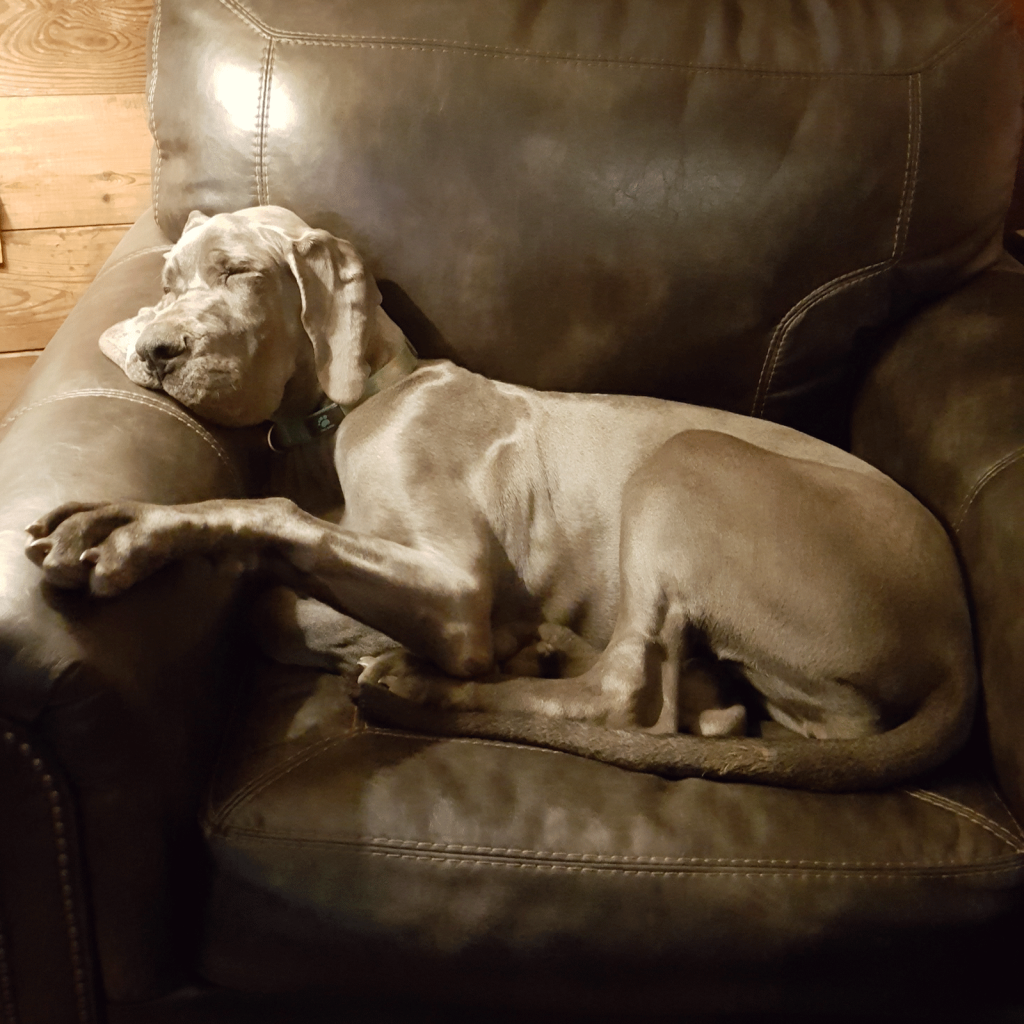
[2,730,93,1024]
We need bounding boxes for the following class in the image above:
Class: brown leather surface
[196,660,1024,1013]
[0,215,263,1002]
[2,0,1024,1017]
[101,979,1024,1024]
[0,720,101,1024]
[852,254,1024,826]
[149,0,1022,444]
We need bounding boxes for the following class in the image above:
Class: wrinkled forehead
[163,216,281,283]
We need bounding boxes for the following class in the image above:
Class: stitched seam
[216,0,1003,77]
[208,831,1024,880]
[208,734,1024,865]
[254,39,274,206]
[0,390,242,492]
[915,2,1007,71]
[991,789,1024,841]
[339,729,1024,853]
[264,40,276,203]
[952,446,1024,532]
[360,722,567,756]
[149,0,162,228]
[206,737,345,824]
[751,261,890,417]
[206,824,1023,871]
[891,73,922,259]
[750,70,921,417]
[93,244,172,283]
[905,788,1024,853]
[2,730,93,1023]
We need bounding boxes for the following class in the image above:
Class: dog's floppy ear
[180,209,211,237]
[98,301,165,372]
[281,229,381,406]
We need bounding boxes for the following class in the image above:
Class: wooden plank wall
[0,0,154,416]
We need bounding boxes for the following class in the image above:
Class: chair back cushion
[149,0,1023,438]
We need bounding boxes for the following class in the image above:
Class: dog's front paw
[25,500,182,596]
[26,502,110,589]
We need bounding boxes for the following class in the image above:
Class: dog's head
[100,206,382,426]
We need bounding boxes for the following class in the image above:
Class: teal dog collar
[267,338,418,451]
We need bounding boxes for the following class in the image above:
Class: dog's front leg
[251,585,401,674]
[26,497,495,677]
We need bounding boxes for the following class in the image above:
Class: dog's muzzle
[134,321,192,382]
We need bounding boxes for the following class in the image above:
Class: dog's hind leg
[361,547,694,733]
[359,442,710,733]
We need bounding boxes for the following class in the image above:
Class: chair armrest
[0,213,263,1003]
[852,253,1024,823]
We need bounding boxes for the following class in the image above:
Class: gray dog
[25,206,976,790]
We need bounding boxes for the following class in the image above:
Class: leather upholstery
[199,661,1024,1015]
[0,216,258,1003]
[1,0,1023,1019]
[150,0,1022,443]
[853,253,1024,824]
[0,721,100,1023]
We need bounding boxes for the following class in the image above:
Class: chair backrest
[150,0,1022,440]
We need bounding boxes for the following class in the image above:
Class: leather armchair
[2,2,1023,1021]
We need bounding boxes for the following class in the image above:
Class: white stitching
[952,446,1024,533]
[207,724,574,823]
[361,722,567,756]
[2,730,93,1023]
[93,244,172,282]
[208,730,1024,866]
[904,788,1024,854]
[750,71,921,417]
[0,390,243,493]
[206,736,344,825]
[213,829,1023,880]
[751,260,891,418]
[211,825,1023,871]
[891,73,922,259]
[254,39,275,206]
[149,0,162,228]
[214,0,1004,78]
[991,789,1024,841]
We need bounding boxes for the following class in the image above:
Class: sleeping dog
[25,206,976,790]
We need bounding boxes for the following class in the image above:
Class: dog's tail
[355,660,977,791]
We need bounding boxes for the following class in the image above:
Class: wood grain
[0,0,152,97]
[0,224,125,351]
[0,93,151,231]
[0,350,41,416]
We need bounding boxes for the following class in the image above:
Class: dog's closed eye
[221,267,260,284]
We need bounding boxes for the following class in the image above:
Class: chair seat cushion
[199,660,1024,1016]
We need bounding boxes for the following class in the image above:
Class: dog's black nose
[136,325,190,381]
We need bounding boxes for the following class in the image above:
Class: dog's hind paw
[697,703,748,737]
[501,623,601,677]
[356,649,437,703]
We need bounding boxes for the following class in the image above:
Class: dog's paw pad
[697,704,748,737]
